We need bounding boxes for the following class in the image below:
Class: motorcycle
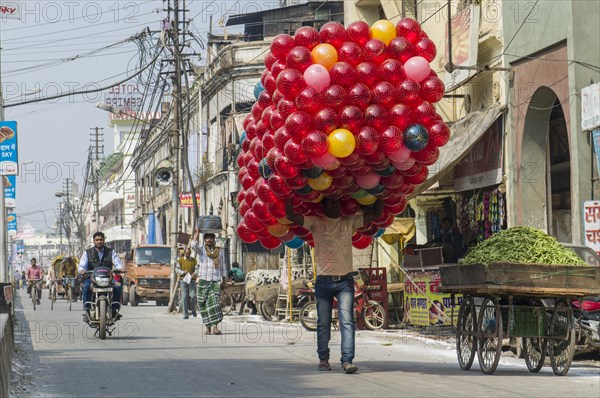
[84,267,123,340]
[573,297,600,352]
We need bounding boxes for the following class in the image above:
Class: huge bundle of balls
[236,19,449,250]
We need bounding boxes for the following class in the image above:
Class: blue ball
[403,124,429,152]
[254,81,265,100]
[375,165,396,177]
[285,236,305,249]
[365,184,386,196]
[301,166,324,179]
[239,131,247,145]
[373,228,385,238]
[258,158,273,179]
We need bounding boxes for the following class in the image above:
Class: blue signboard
[0,121,18,175]
[4,175,16,207]
[7,212,16,234]
[593,130,600,179]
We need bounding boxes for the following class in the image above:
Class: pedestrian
[14,270,21,290]
[285,197,384,374]
[190,229,227,335]
[21,271,26,290]
[78,231,124,323]
[228,261,245,282]
[177,247,198,319]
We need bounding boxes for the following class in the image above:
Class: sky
[2,0,279,233]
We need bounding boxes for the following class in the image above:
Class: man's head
[30,258,37,267]
[203,233,216,248]
[93,231,106,249]
[184,247,192,257]
[232,261,239,269]
[322,198,341,219]
[441,217,453,232]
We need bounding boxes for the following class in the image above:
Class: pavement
[8,289,600,398]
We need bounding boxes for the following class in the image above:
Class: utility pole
[90,127,104,233]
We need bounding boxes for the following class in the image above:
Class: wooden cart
[440,263,600,376]
[220,282,246,315]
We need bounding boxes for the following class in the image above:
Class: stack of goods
[236,19,450,250]
[459,226,586,266]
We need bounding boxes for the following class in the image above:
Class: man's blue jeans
[315,277,355,365]
[180,279,197,316]
[82,278,122,311]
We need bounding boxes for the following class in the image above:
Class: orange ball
[311,43,338,70]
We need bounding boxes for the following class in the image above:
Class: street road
[9,289,600,398]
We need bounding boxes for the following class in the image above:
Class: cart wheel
[477,297,503,375]
[260,294,277,321]
[220,293,234,315]
[363,300,387,330]
[548,298,575,376]
[456,296,477,371]
[523,299,546,373]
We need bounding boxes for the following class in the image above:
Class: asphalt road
[9,289,600,398]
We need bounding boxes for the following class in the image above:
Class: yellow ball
[308,194,324,203]
[327,129,356,158]
[311,43,338,70]
[369,20,396,45]
[356,194,377,205]
[267,223,290,237]
[277,217,294,225]
[307,172,333,191]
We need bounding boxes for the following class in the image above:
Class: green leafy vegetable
[459,226,586,266]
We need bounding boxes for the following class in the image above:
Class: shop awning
[381,218,416,245]
[407,105,504,199]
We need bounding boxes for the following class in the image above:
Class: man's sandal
[318,361,332,371]
[204,328,212,335]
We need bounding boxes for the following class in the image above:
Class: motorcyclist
[78,231,124,322]
[60,257,78,301]
[26,258,43,304]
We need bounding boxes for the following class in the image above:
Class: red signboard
[179,193,200,208]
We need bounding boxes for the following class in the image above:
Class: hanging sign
[583,201,600,256]
[0,121,18,175]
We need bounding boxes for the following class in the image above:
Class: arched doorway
[521,87,572,241]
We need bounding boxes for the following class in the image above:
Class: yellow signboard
[404,270,461,326]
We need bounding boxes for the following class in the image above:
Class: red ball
[346,21,370,46]
[362,39,388,65]
[337,42,363,66]
[255,121,269,140]
[386,201,407,215]
[352,235,372,249]
[296,87,324,114]
[284,139,309,165]
[243,114,254,130]
[270,60,287,79]
[252,199,273,222]
[389,103,415,131]
[379,126,404,154]
[294,26,320,49]
[319,21,348,48]
[404,165,429,185]
[397,79,422,106]
[268,200,287,219]
[276,69,307,99]
[340,199,361,216]
[277,98,298,119]
[301,130,329,157]
[427,121,451,147]
[268,174,292,198]
[381,172,405,189]
[355,126,380,156]
[266,147,282,170]
[339,105,365,132]
[274,156,300,178]
[415,101,438,126]
[247,158,260,179]
[271,34,295,59]
[241,173,255,190]
[290,225,311,237]
[244,211,265,232]
[263,72,277,95]
[260,236,282,250]
[257,180,277,204]
[387,36,415,63]
[264,52,278,70]
[347,83,372,109]
[274,127,291,151]
[245,186,258,206]
[329,62,358,88]
[314,108,339,134]
[270,110,286,130]
[323,85,347,110]
[261,106,274,127]
[286,46,313,72]
[396,18,422,44]
[241,139,251,152]
[379,59,406,85]
[333,174,353,189]
[415,37,437,62]
[338,152,360,166]
[239,201,251,218]
[355,62,380,88]
[412,145,439,166]
[272,90,284,105]
[237,221,258,244]
[257,90,272,109]
[285,111,313,141]
[421,76,445,103]
[364,105,389,132]
[285,175,308,190]
[362,151,385,164]
[372,81,398,108]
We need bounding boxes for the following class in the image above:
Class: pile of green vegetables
[459,226,586,266]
